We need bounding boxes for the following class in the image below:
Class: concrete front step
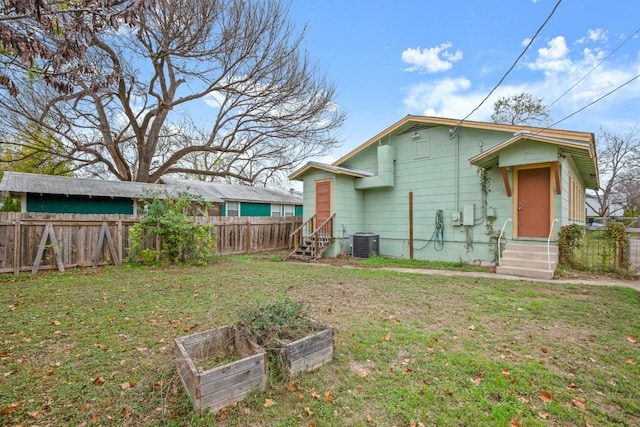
[496,265,555,280]
[500,257,557,271]
[498,242,558,280]
[504,242,558,254]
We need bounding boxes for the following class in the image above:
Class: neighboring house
[585,192,625,220]
[161,178,303,217]
[289,115,598,275]
[0,172,303,217]
[0,172,224,214]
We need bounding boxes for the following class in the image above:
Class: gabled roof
[161,178,303,204]
[289,161,374,181]
[469,131,599,189]
[0,172,224,203]
[332,115,597,167]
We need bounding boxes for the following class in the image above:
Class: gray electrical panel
[463,204,474,226]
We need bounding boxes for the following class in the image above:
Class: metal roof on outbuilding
[0,172,224,203]
[161,178,303,204]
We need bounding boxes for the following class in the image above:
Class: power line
[540,72,640,131]
[454,0,562,132]
[547,26,640,109]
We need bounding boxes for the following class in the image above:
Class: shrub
[558,223,584,264]
[128,192,217,265]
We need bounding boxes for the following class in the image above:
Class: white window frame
[283,204,294,217]
[226,201,240,217]
[271,203,282,217]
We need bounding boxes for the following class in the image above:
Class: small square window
[226,201,239,217]
[271,204,282,217]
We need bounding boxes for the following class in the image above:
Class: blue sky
[289,0,640,162]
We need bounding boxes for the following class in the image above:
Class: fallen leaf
[360,369,370,377]
[93,377,106,386]
[501,368,510,377]
[624,359,636,365]
[510,417,522,427]
[626,336,638,343]
[304,406,313,416]
[595,390,606,396]
[0,402,21,415]
[541,346,549,353]
[468,325,476,331]
[572,397,586,410]
[52,320,61,326]
[263,398,275,408]
[403,368,413,375]
[120,381,135,390]
[382,332,391,341]
[324,390,334,403]
[472,376,482,386]
[218,408,228,421]
[538,412,549,420]
[539,391,553,403]
[310,390,320,399]
[366,414,374,423]
[285,382,299,392]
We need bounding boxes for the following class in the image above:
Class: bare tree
[0,0,146,95]
[491,92,551,126]
[0,0,344,184]
[613,169,640,216]
[588,128,640,217]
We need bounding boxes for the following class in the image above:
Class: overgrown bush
[236,299,320,348]
[558,223,584,264]
[128,192,217,266]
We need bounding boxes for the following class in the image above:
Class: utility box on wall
[463,204,475,226]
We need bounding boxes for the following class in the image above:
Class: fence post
[246,219,252,253]
[13,214,21,276]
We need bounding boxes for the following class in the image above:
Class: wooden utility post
[409,191,414,260]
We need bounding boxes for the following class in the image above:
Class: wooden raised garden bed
[278,320,333,376]
[174,326,267,414]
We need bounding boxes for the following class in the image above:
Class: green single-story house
[161,178,303,217]
[289,115,599,278]
[0,172,302,217]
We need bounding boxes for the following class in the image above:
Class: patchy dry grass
[1,253,639,426]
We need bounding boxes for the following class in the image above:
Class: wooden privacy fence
[0,213,301,275]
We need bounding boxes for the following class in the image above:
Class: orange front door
[517,167,551,238]
[315,180,332,232]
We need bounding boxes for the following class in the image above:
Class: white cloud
[528,35,571,73]
[578,28,608,44]
[521,37,532,47]
[401,42,463,74]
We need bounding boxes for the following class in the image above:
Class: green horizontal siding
[27,194,134,214]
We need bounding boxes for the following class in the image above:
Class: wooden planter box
[174,326,267,414]
[278,322,333,376]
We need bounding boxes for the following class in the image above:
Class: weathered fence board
[0,213,301,275]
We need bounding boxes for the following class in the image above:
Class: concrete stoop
[497,242,558,280]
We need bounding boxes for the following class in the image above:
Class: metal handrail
[497,218,512,266]
[548,218,559,271]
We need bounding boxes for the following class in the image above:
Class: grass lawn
[1,253,639,426]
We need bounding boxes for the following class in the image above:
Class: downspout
[354,144,396,189]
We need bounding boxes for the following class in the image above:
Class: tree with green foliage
[0,195,20,212]
[128,192,217,266]
[1,122,75,179]
[491,92,551,126]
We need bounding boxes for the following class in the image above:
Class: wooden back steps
[288,214,335,261]
[496,242,558,280]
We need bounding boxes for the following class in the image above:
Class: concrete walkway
[376,267,640,292]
